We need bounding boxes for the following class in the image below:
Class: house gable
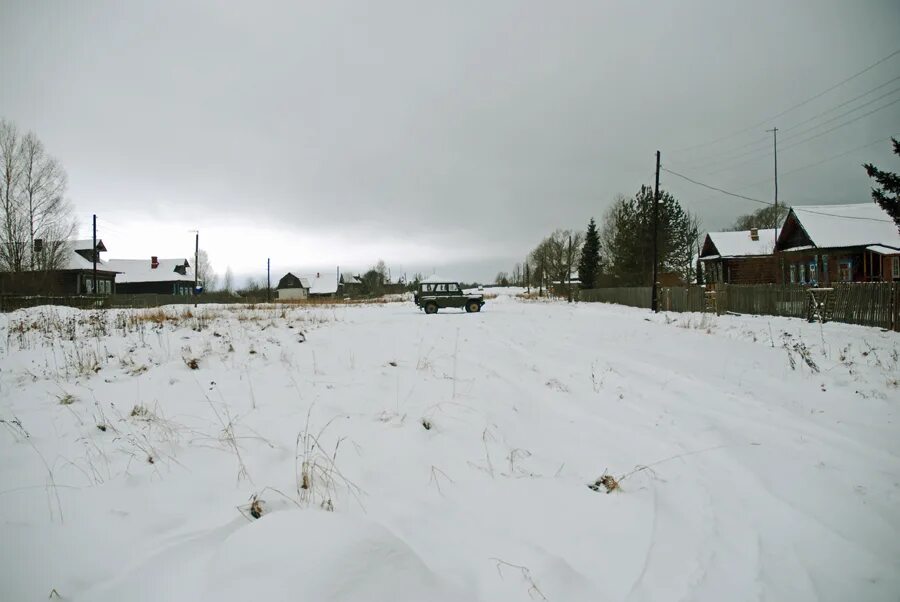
[699,234,719,258]
[776,210,814,250]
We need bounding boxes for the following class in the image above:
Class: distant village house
[276,271,340,300]
[0,239,117,296]
[106,257,196,295]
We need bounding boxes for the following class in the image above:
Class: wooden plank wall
[580,283,899,331]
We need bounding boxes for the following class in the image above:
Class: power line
[776,95,900,153]
[781,74,900,133]
[672,134,900,208]
[661,166,894,223]
[778,134,900,178]
[705,95,900,176]
[661,166,772,205]
[777,84,900,144]
[675,78,900,173]
[670,47,900,154]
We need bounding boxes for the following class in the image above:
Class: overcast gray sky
[2,0,899,282]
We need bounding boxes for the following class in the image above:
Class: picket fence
[579,283,900,331]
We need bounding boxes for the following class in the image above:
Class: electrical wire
[670,47,900,154]
[676,79,900,173]
[661,166,894,223]
[705,95,900,176]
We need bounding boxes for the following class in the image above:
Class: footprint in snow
[545,378,569,392]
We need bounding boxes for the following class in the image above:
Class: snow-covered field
[1,296,899,601]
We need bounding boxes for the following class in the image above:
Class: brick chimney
[750,228,759,241]
[316,272,320,278]
[151,256,159,269]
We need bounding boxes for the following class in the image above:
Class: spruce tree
[578,217,601,288]
[864,138,900,231]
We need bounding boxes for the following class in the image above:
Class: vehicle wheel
[425,302,438,314]
[466,300,481,313]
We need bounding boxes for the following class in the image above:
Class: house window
[808,259,817,286]
[839,260,852,282]
[893,256,900,280]
[789,264,796,283]
[822,255,829,284]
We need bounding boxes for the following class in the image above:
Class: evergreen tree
[577,217,601,289]
[864,138,900,231]
[600,185,698,286]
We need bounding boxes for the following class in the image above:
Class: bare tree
[0,119,27,272]
[0,119,76,273]
[528,229,584,296]
[223,266,234,293]
[20,132,74,270]
[195,249,218,291]
[508,263,522,286]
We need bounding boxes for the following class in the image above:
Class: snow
[106,259,195,284]
[422,274,454,284]
[867,244,900,256]
[705,229,779,258]
[789,203,900,249]
[299,272,338,294]
[1,299,899,601]
[61,239,110,271]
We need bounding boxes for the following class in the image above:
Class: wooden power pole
[193,230,199,307]
[767,127,779,246]
[651,150,660,313]
[92,214,97,295]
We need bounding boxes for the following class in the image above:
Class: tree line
[500,184,703,290]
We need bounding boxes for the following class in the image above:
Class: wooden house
[340,273,364,296]
[700,228,779,284]
[277,270,340,300]
[775,204,900,285]
[0,239,117,295]
[276,272,310,300]
[106,257,196,295]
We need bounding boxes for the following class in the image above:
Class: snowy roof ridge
[290,271,339,294]
[788,203,900,249]
[106,258,195,283]
[705,229,779,258]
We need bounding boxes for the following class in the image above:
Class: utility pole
[539,256,544,297]
[525,261,530,294]
[567,235,573,303]
[767,127,779,245]
[92,214,97,296]
[651,150,660,313]
[193,230,199,307]
[267,258,271,303]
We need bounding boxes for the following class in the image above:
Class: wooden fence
[579,283,900,331]
[0,295,108,312]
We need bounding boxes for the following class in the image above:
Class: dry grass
[588,472,620,493]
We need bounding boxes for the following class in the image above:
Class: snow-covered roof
[297,272,339,294]
[106,258,195,284]
[787,204,900,249]
[61,239,112,271]
[341,273,362,284]
[704,229,779,258]
[866,244,900,255]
